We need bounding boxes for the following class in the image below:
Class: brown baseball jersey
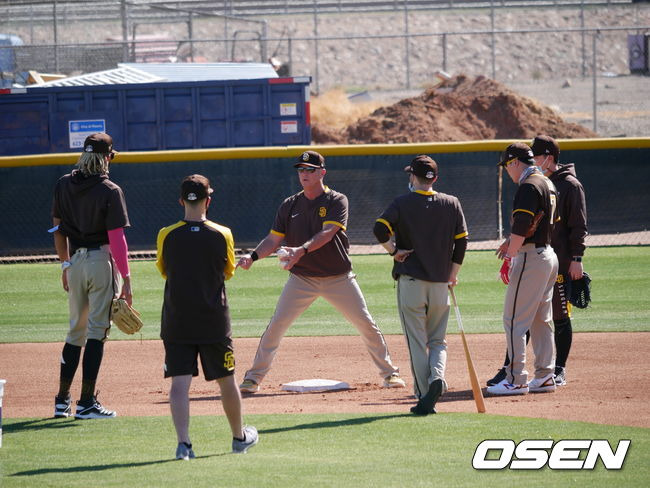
[271,187,351,277]
[156,219,235,344]
[375,190,468,282]
[51,170,129,251]
[511,173,558,245]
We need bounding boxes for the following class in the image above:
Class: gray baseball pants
[243,271,399,384]
[66,246,120,346]
[503,243,558,385]
[397,276,449,399]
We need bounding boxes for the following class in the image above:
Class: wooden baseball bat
[449,286,486,413]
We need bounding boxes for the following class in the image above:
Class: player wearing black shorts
[156,174,258,460]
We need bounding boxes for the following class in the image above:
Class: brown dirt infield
[1,333,648,428]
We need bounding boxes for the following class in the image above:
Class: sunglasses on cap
[502,157,518,168]
[296,167,317,173]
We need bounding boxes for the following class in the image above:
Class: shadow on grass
[10,453,228,477]
[4,418,81,433]
[259,413,410,435]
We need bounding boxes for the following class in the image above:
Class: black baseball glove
[569,272,591,309]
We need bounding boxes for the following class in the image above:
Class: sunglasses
[296,167,317,173]
[502,157,517,168]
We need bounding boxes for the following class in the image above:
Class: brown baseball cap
[404,155,438,179]
[531,135,560,161]
[294,150,325,168]
[83,133,113,154]
[498,142,535,167]
[181,174,213,202]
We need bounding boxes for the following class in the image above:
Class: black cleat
[486,367,506,387]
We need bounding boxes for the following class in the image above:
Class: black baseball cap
[294,150,325,168]
[498,142,536,167]
[531,135,560,161]
[404,155,438,179]
[83,133,114,154]
[181,174,213,202]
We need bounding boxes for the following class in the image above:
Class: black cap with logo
[404,155,438,179]
[181,174,213,202]
[498,142,536,167]
[531,135,560,161]
[294,150,325,168]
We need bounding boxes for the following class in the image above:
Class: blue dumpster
[0,75,311,155]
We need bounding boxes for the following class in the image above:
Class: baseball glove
[111,298,144,335]
[569,272,592,309]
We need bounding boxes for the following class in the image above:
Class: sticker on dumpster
[68,120,106,149]
[281,121,298,134]
[280,103,297,116]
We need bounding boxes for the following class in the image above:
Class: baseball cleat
[554,367,567,386]
[232,426,259,454]
[486,379,529,395]
[486,367,507,387]
[54,394,72,418]
[239,379,260,394]
[528,373,556,393]
[383,373,406,388]
[410,378,443,415]
[175,442,196,460]
[74,395,117,419]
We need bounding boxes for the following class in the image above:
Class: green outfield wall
[1,139,648,257]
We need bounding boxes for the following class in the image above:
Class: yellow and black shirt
[156,220,235,344]
[375,190,468,282]
[271,187,351,277]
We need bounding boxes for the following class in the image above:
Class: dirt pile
[312,74,597,144]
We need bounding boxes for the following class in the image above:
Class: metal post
[121,0,129,63]
[261,20,268,62]
[53,0,59,72]
[581,0,586,78]
[188,13,194,62]
[225,0,230,61]
[313,0,320,94]
[442,33,447,73]
[288,34,293,76]
[497,166,503,241]
[404,1,411,89]
[490,0,496,80]
[592,31,598,133]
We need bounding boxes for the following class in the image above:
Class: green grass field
[1,247,648,487]
[1,246,648,343]
[2,414,648,488]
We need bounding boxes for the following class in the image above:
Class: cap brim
[294,162,322,168]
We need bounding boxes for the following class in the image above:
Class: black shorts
[163,339,235,381]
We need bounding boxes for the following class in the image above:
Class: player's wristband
[302,244,309,254]
[389,248,398,256]
[250,251,259,262]
[572,256,582,262]
[61,260,71,271]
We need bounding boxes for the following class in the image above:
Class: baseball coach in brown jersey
[156,175,258,459]
[51,132,131,420]
[533,135,588,387]
[236,150,405,394]
[374,155,468,415]
[487,143,559,397]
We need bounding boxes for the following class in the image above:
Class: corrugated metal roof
[118,63,279,81]
[31,66,164,87]
[29,62,278,87]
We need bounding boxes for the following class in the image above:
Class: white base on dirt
[281,379,349,393]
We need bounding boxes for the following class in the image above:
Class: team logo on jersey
[224,352,235,371]
[319,206,326,217]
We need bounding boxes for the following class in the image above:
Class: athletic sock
[57,342,82,398]
[80,339,104,402]
[554,318,573,368]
